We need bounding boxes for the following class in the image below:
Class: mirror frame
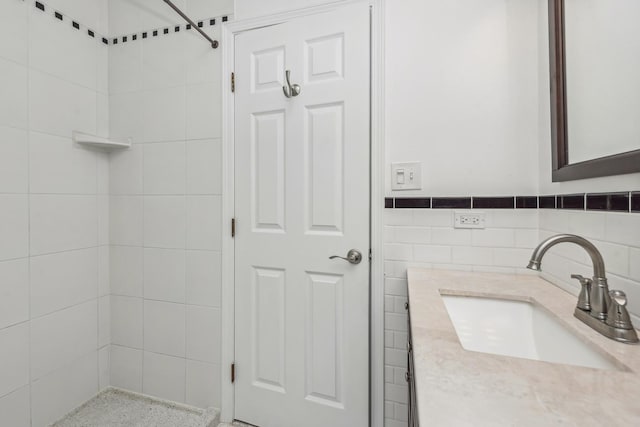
[549,0,640,182]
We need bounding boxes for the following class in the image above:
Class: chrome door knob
[329,249,363,265]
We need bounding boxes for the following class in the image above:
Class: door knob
[329,249,362,265]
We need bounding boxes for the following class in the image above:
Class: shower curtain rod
[162,0,219,49]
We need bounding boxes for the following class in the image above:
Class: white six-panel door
[234,3,371,426]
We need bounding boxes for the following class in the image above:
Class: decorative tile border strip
[110,16,229,46]
[24,0,229,47]
[29,0,109,45]
[385,192,640,214]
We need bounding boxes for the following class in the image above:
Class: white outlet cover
[391,162,422,191]
[454,211,486,229]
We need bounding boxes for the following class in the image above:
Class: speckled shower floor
[51,388,219,427]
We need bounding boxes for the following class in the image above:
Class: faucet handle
[606,290,635,330]
[571,274,591,311]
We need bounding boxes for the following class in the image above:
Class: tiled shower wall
[0,0,110,425]
[107,0,232,410]
[382,208,538,426]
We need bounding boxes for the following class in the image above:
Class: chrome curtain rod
[162,0,219,49]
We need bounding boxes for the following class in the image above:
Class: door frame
[220,1,385,425]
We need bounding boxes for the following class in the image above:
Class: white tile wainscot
[383,208,538,425]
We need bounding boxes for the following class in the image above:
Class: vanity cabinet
[406,302,419,426]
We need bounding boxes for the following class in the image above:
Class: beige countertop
[407,268,640,427]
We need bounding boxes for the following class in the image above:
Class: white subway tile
[413,245,451,264]
[186,306,221,363]
[471,228,515,248]
[31,300,97,380]
[567,211,606,240]
[144,300,185,357]
[592,240,629,278]
[514,229,538,249]
[431,228,471,246]
[144,248,186,303]
[0,259,28,329]
[186,0,234,18]
[451,246,492,266]
[488,210,537,229]
[384,244,412,261]
[143,352,186,403]
[413,209,453,227]
[30,195,97,255]
[111,296,143,349]
[630,248,640,282]
[492,248,532,268]
[110,345,143,392]
[383,209,413,226]
[30,248,98,317]
[0,323,29,398]
[393,227,431,244]
[606,212,640,248]
[186,360,221,409]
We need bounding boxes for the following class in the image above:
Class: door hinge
[231,218,236,237]
[231,363,235,383]
[231,72,235,93]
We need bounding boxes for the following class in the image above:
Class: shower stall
[0,0,231,425]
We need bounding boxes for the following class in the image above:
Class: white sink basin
[441,294,621,371]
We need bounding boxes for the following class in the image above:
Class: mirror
[549,0,640,181]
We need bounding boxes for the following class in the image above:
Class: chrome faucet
[527,234,638,343]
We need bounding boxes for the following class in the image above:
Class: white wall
[235,0,345,20]
[0,0,110,425]
[536,0,640,195]
[386,0,540,197]
[107,0,232,410]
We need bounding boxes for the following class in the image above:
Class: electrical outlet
[454,211,486,229]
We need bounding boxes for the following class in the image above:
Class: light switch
[391,162,422,190]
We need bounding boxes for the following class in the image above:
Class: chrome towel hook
[282,70,301,98]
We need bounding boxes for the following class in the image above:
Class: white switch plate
[391,162,422,190]
[454,211,486,229]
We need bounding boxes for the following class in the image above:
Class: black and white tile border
[23,0,229,47]
[386,192,640,214]
[110,16,229,46]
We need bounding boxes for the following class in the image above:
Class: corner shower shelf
[73,131,131,151]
